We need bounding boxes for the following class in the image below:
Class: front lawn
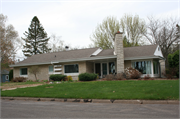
[1,80,179,100]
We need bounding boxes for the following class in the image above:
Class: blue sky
[0,0,179,60]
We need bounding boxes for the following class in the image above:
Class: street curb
[1,97,179,104]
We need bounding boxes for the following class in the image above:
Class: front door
[95,63,101,78]
[102,63,107,77]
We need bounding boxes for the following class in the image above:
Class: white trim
[20,75,28,77]
[64,73,79,76]
[6,75,9,80]
[64,63,79,75]
[125,56,164,60]
[54,72,62,74]
[54,68,62,71]
[151,59,154,77]
[91,47,103,56]
[54,65,62,67]
[154,45,164,58]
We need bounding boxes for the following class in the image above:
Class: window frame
[6,75,9,80]
[131,60,152,75]
[20,68,28,77]
[64,64,79,75]
[49,65,54,74]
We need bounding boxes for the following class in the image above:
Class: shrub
[143,74,150,80]
[49,74,67,81]
[125,67,141,79]
[12,77,27,82]
[105,74,115,81]
[78,73,98,81]
[168,50,179,78]
[115,73,126,80]
[66,76,73,81]
[163,68,178,79]
[9,69,13,81]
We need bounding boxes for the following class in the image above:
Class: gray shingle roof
[14,45,158,66]
[16,47,99,65]
[94,45,158,58]
[124,45,158,58]
[1,70,9,74]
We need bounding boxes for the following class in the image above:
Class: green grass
[1,80,179,100]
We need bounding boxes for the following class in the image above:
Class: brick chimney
[114,31,124,73]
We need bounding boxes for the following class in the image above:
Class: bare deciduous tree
[142,16,180,66]
[29,66,40,81]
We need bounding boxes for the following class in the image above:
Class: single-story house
[10,32,165,80]
[1,70,9,82]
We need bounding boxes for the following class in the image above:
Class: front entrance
[95,63,101,77]
[95,62,115,78]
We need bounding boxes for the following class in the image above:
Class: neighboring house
[10,32,165,80]
[1,70,9,82]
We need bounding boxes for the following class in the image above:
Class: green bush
[49,74,67,81]
[9,69,13,81]
[78,73,98,81]
[168,50,179,78]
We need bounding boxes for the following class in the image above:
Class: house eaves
[10,55,117,67]
[124,55,165,60]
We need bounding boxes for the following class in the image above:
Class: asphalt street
[1,100,179,118]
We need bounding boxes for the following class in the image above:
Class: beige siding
[86,62,94,73]
[13,61,94,81]
[124,60,131,69]
[13,65,51,81]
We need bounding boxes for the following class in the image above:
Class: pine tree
[22,16,51,57]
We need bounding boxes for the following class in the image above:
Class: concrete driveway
[1,100,179,118]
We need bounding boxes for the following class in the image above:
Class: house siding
[124,60,131,69]
[86,62,94,73]
[14,65,51,81]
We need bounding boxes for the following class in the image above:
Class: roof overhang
[124,55,165,60]
[10,55,117,67]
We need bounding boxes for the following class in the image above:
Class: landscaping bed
[1,80,179,100]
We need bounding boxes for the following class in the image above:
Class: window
[49,65,54,73]
[64,64,79,73]
[132,61,151,74]
[153,61,159,74]
[20,68,28,75]
[6,75,9,80]
[109,62,115,74]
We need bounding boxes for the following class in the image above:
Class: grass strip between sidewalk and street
[1,80,179,100]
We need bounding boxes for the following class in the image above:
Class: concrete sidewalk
[1,97,179,104]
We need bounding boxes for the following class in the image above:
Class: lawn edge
[1,97,179,104]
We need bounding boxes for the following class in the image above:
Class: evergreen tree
[22,16,51,57]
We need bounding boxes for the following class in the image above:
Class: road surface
[1,100,179,118]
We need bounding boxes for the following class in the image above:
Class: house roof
[14,47,99,66]
[11,45,161,67]
[124,44,158,58]
[93,44,158,58]
[1,70,9,74]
